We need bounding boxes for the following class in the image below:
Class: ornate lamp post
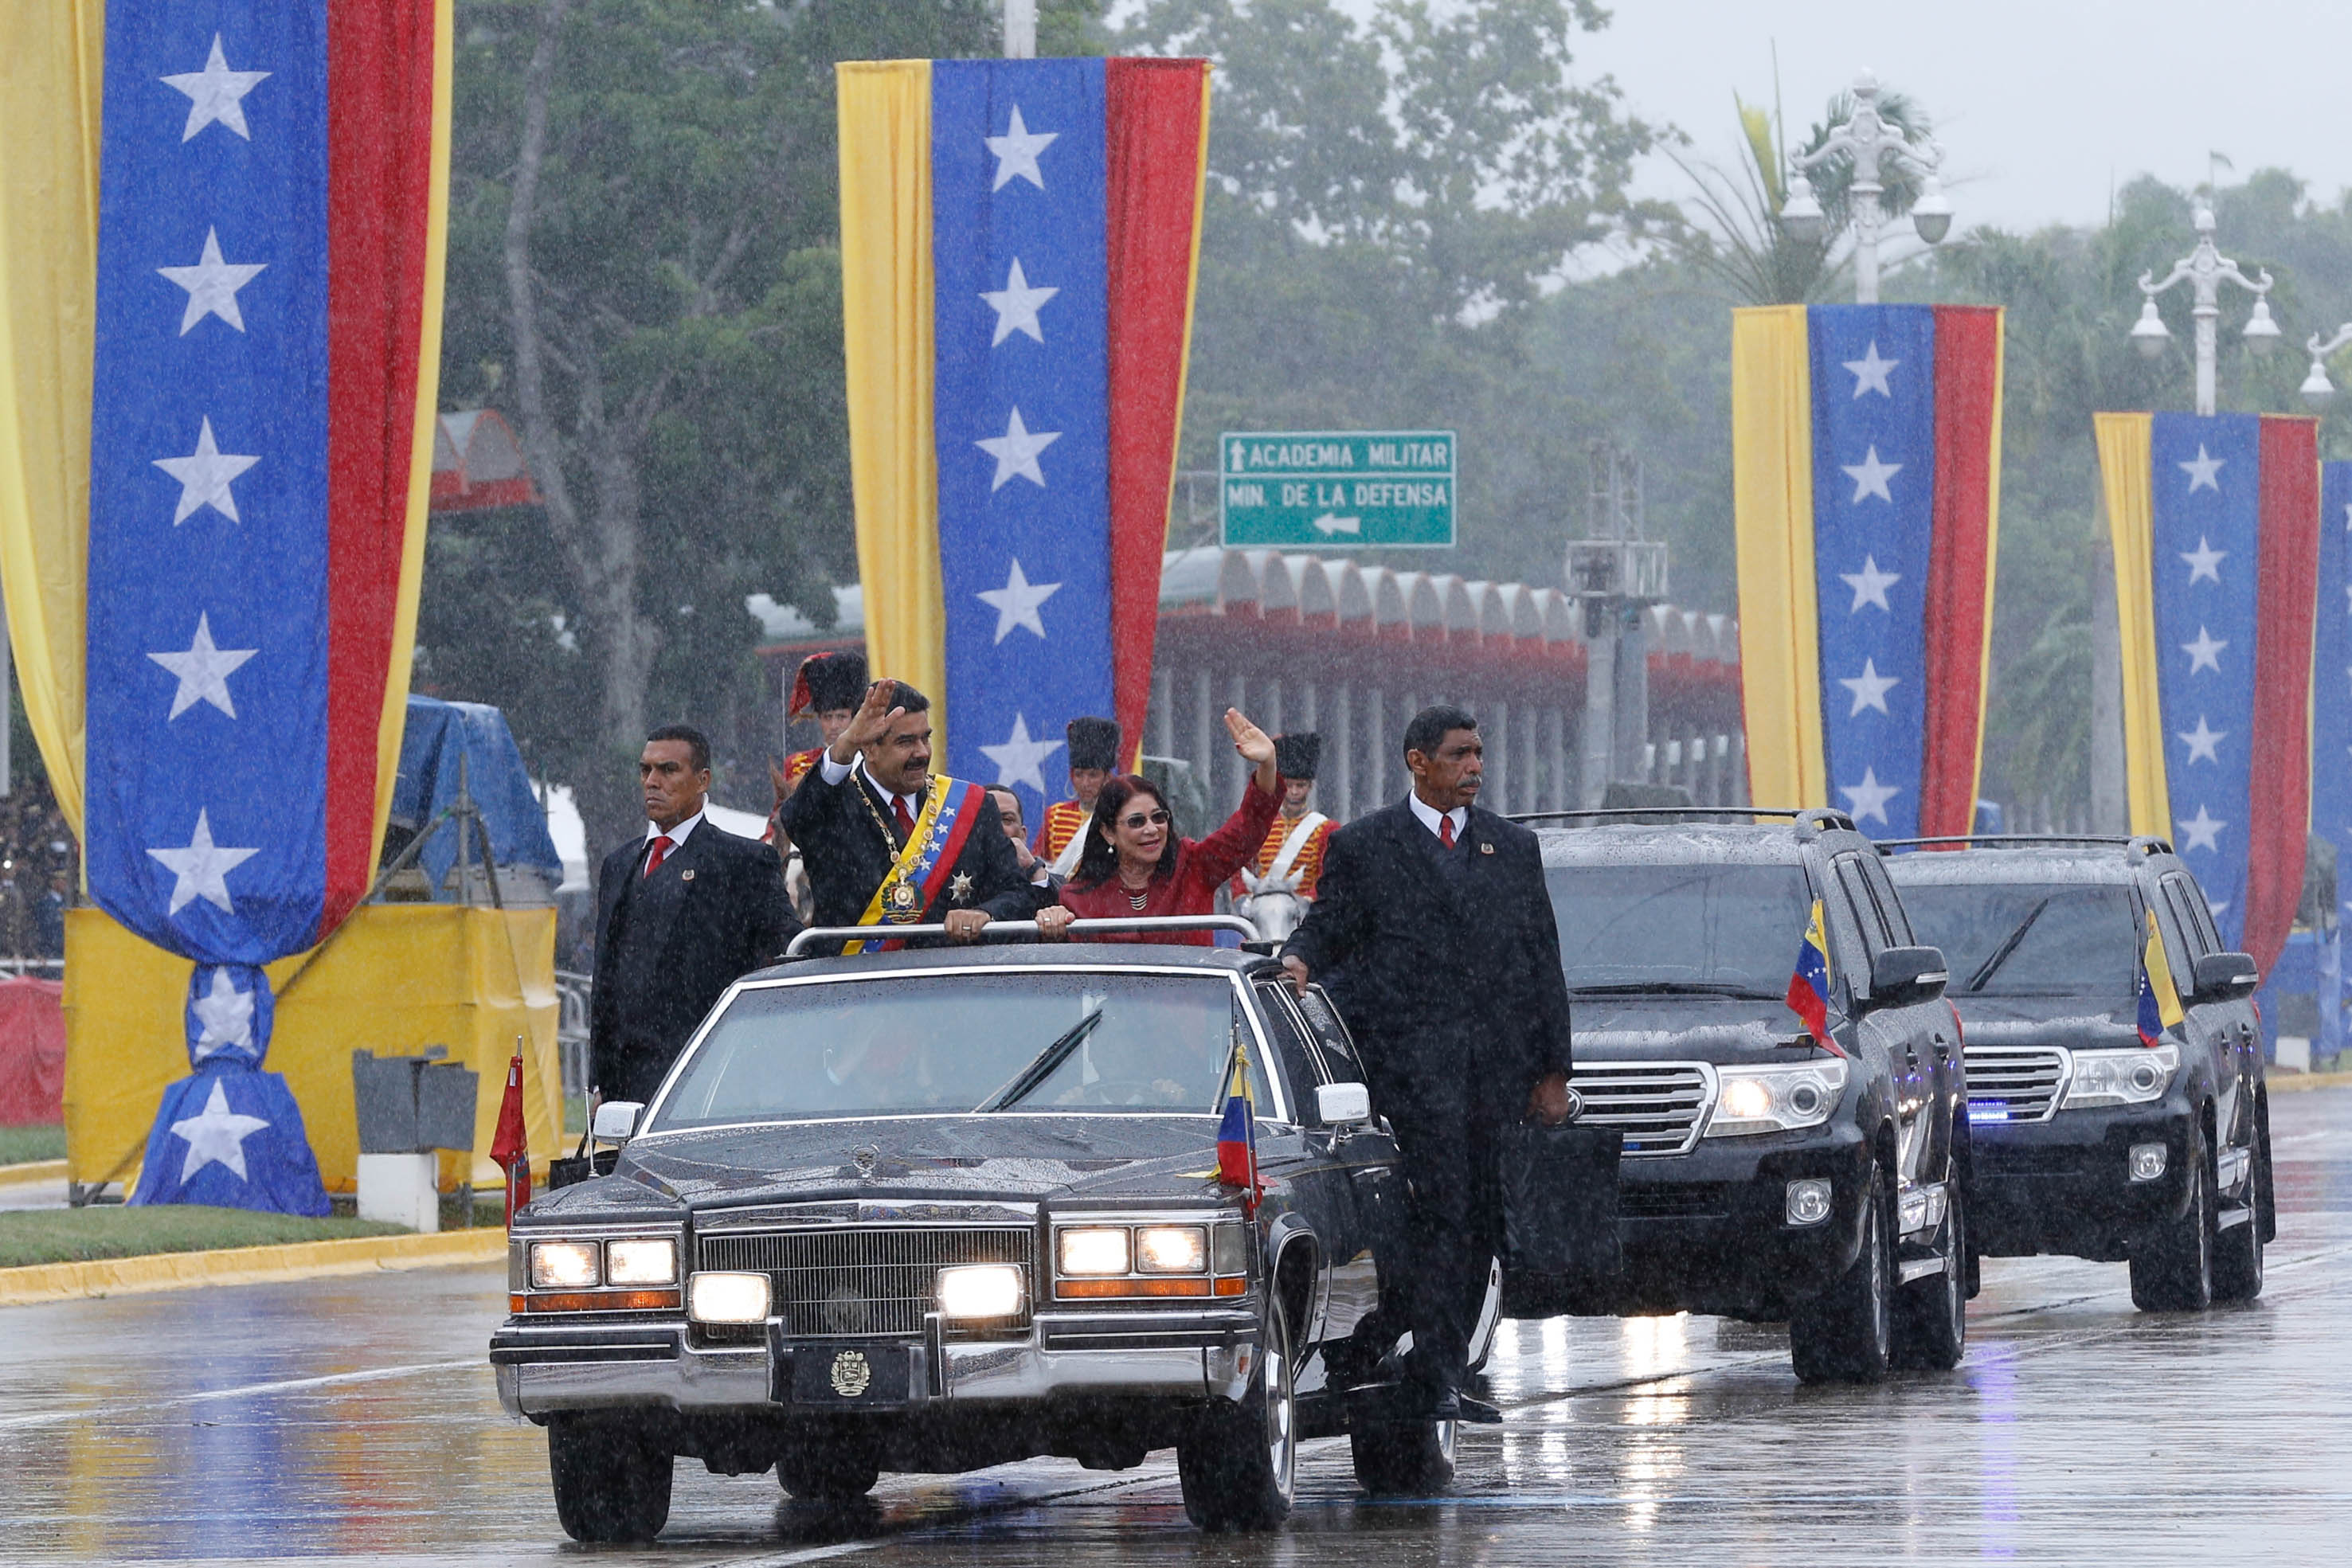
[1776,70,1954,304]
[2128,205,2281,417]
[2299,321,2352,409]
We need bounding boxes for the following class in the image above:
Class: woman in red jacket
[1036,708,1282,945]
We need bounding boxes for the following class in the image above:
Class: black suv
[1881,836,2271,1312]
[1525,809,1967,1384]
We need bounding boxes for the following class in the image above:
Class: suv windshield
[648,971,1272,1130]
[1894,881,2138,997]
[1548,862,1813,997]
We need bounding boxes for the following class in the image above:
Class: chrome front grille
[696,1225,1035,1339]
[1963,1046,2068,1124]
[1570,1062,1714,1156]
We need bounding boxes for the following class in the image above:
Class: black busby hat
[790,650,868,718]
[1066,716,1121,772]
[1274,732,1321,780]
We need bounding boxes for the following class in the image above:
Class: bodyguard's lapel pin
[1480,843,1494,854]
[680,868,695,882]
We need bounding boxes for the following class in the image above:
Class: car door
[1860,851,1963,1168]
[2158,872,2252,1159]
[1830,851,1936,1194]
[1249,980,1372,1378]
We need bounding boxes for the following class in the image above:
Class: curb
[0,1159,68,1182]
[0,1226,507,1307]
[2269,1070,2352,1094]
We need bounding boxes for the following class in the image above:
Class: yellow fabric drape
[1730,306,1826,810]
[1965,324,2008,819]
[836,61,943,738]
[2094,413,2170,838]
[0,1,104,837]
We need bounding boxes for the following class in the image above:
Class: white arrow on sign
[1311,513,1361,536]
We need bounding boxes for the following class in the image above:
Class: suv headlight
[1705,1059,1849,1138]
[2062,1044,2178,1109]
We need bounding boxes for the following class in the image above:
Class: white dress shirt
[642,808,702,870]
[1406,792,1468,843]
[817,751,922,824]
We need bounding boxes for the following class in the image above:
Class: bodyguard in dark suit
[777,680,1031,937]
[1281,704,1574,1425]
[590,724,799,1105]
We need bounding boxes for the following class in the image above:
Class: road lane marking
[0,1356,481,1429]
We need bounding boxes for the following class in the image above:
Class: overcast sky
[1572,0,2352,233]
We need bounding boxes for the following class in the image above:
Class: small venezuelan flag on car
[1786,899,1840,1054]
[1215,1042,1260,1210]
[2139,916,2186,1046]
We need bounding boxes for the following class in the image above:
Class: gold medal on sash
[889,880,916,911]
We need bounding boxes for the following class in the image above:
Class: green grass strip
[0,1206,408,1270]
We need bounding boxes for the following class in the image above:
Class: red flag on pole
[490,1047,529,1223]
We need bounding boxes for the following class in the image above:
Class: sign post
[1219,430,1455,549]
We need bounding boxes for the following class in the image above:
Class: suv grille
[697,1225,1035,1339]
[1570,1062,1714,1156]
[1963,1046,2068,1124]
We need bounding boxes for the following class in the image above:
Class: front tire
[1178,1293,1297,1531]
[1790,1165,1893,1385]
[1892,1181,1967,1371]
[1349,1410,1457,1497]
[2213,1140,2265,1304]
[2130,1127,2214,1312]
[547,1414,673,1543]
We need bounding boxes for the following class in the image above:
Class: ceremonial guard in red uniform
[769,651,867,843]
[1235,732,1333,905]
[1035,716,1120,878]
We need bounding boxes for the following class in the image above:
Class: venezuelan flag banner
[836,57,1209,819]
[0,3,451,1211]
[2316,461,2352,1050]
[2096,413,2317,974]
[1732,305,2003,836]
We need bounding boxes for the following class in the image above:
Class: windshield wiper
[1964,897,2051,992]
[1567,981,1782,1000]
[974,1007,1109,1113]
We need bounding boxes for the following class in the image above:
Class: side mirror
[2192,951,2259,1003]
[591,1101,643,1144]
[1864,945,1947,1011]
[1315,1081,1372,1126]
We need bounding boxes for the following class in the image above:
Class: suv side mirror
[2191,951,2259,1003]
[591,1101,643,1144]
[1315,1081,1372,1126]
[1864,945,1948,1011]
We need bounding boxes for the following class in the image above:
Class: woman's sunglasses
[1117,809,1172,831]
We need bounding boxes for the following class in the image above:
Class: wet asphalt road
[3,1085,2348,1566]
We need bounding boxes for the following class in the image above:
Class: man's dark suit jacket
[1282,796,1573,1116]
[589,818,799,1103]
[777,760,1032,932]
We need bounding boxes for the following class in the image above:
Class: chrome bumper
[493,1308,1262,1417]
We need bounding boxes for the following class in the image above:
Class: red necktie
[894,796,916,839]
[644,835,671,878]
[1438,815,1456,849]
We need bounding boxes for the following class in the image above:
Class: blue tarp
[391,697,562,898]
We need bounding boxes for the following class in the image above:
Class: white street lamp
[2301,323,2352,409]
[1777,70,1952,304]
[2132,205,2279,418]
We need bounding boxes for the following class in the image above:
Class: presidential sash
[845,775,987,954]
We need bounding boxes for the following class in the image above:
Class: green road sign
[1218,430,1455,549]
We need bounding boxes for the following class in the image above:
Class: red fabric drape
[323,1,440,933]
[0,978,65,1127]
[1103,60,1209,767]
[1919,307,2002,840]
[2244,416,2319,973]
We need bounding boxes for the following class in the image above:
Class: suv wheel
[1790,1164,1893,1385]
[1349,1408,1458,1497]
[2130,1126,2214,1312]
[1178,1292,1297,1530]
[777,1441,882,1502]
[2212,1140,2265,1304]
[547,1414,673,1543]
[1892,1180,1967,1371]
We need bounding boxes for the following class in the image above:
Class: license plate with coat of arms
[775,1339,913,1407]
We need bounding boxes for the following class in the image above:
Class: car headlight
[529,1239,601,1289]
[2062,1044,2178,1109]
[937,1263,1024,1320]
[605,1238,678,1286]
[689,1271,772,1324]
[1135,1225,1207,1274]
[1057,1226,1132,1277]
[1705,1059,1849,1137]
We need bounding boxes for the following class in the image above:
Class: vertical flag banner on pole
[1732,305,2003,835]
[0,2,452,1212]
[2315,461,2352,1053]
[2096,413,2317,972]
[836,57,1210,819]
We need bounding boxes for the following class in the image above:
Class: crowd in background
[0,780,76,963]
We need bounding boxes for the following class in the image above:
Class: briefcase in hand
[1497,1118,1623,1316]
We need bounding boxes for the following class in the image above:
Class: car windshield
[648,970,1274,1129]
[1894,881,2139,997]
[1548,862,1814,998]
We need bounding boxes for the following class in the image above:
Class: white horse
[1235,870,1309,944]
